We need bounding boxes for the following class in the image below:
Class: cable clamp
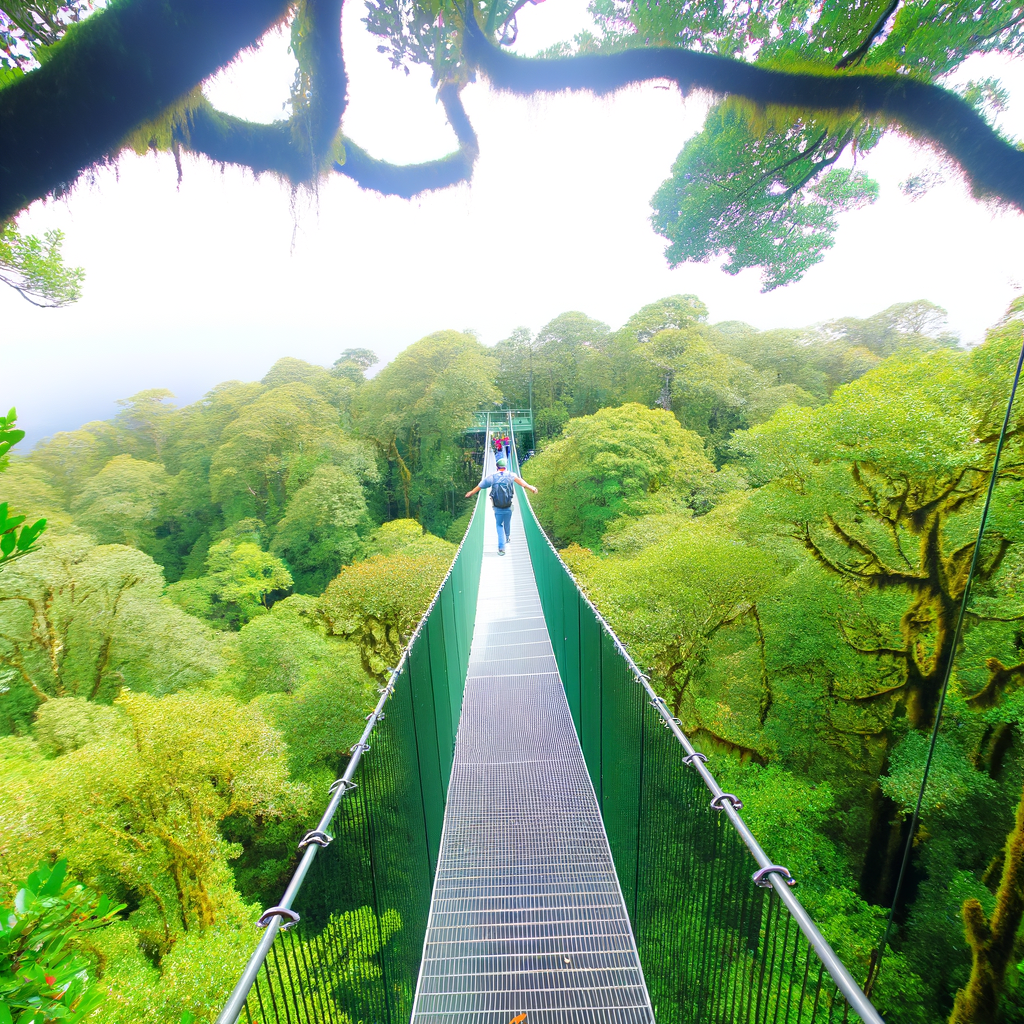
[349,742,371,754]
[298,829,332,850]
[711,793,743,811]
[752,865,796,888]
[648,696,666,708]
[366,711,384,722]
[257,906,300,930]
[683,752,708,767]
[329,778,358,795]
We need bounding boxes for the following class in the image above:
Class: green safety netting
[226,488,486,1024]
[514,440,871,1024]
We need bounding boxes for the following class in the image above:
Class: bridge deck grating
[410,478,654,1024]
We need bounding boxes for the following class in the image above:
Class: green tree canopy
[353,330,498,524]
[270,463,372,594]
[734,307,1024,733]
[73,454,175,551]
[586,0,1024,288]
[166,536,294,630]
[523,402,716,548]
[564,508,779,729]
[0,221,83,306]
[33,689,305,937]
[319,520,455,677]
[0,537,224,727]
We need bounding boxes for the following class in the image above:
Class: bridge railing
[216,461,489,1024]
[508,420,884,1024]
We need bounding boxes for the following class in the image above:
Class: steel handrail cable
[216,435,491,1024]
[506,424,885,1024]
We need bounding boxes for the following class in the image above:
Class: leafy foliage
[523,403,716,548]
[37,690,306,935]
[0,858,123,1024]
[0,224,83,308]
[651,106,879,291]
[0,409,46,570]
[167,537,293,630]
[270,464,371,594]
[353,330,498,529]
[319,520,455,677]
[0,539,224,726]
[586,0,1024,287]
[0,1,95,70]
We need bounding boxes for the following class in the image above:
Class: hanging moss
[0,0,293,220]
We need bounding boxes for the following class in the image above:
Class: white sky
[4,0,1024,444]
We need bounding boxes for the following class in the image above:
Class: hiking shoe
[498,549,506,556]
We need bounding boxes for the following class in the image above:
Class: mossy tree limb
[949,780,1024,1024]
[1,0,479,219]
[174,81,477,198]
[461,13,1024,213]
[0,0,293,221]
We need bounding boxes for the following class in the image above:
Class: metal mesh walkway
[411,463,655,1024]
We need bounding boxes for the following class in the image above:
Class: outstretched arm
[514,476,538,494]
[465,484,482,498]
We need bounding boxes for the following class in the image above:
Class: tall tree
[734,321,1024,734]
[522,402,716,548]
[353,330,498,525]
[0,537,223,725]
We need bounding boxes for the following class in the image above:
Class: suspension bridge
[217,415,884,1024]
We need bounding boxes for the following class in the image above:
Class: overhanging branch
[462,14,1024,212]
[334,84,478,197]
[0,0,294,222]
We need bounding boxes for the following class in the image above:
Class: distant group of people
[465,442,537,556]
[493,434,512,464]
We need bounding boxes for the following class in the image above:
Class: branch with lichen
[949,780,1024,1024]
[462,12,1024,212]
[0,0,481,219]
[0,0,295,222]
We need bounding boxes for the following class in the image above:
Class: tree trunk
[949,780,1024,1024]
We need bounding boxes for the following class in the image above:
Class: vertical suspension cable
[865,331,1024,994]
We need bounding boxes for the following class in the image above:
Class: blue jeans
[494,507,512,551]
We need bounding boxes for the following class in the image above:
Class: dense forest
[1,294,1022,1023]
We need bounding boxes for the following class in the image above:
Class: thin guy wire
[867,330,1024,992]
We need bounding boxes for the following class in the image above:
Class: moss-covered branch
[462,13,1024,212]
[0,0,479,219]
[0,0,293,221]
[950,781,1024,1024]
[333,84,478,197]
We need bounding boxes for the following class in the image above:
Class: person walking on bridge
[465,457,537,556]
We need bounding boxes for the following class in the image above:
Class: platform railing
[216,451,489,1024]
[508,418,884,1024]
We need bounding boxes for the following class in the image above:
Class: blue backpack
[490,474,515,509]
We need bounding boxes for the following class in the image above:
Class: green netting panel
[579,597,603,799]
[243,691,430,1024]
[599,627,644,921]
[516,483,870,1024]
[230,493,486,1024]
